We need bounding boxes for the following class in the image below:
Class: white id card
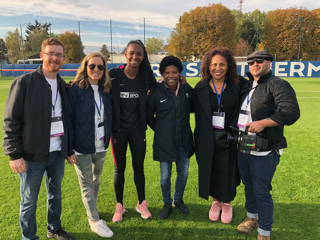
[51,117,64,137]
[97,122,105,140]
[237,109,249,128]
[212,112,225,129]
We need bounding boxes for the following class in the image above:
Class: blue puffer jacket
[67,82,112,154]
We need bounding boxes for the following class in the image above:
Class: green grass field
[0,76,319,240]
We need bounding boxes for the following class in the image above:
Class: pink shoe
[221,203,233,224]
[112,203,127,223]
[209,201,221,221]
[135,200,152,219]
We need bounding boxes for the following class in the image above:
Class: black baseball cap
[247,50,273,61]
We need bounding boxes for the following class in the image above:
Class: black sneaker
[174,199,189,215]
[159,204,172,220]
[47,227,76,240]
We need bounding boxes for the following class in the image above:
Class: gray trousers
[74,151,106,222]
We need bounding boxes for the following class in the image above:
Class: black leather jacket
[240,70,300,150]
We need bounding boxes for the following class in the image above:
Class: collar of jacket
[246,70,272,84]
[35,65,64,85]
[194,77,239,122]
[157,78,182,96]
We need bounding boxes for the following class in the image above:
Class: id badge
[237,109,249,128]
[212,112,225,129]
[51,117,64,137]
[97,122,105,140]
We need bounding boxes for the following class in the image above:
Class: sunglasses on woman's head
[247,58,265,66]
[88,64,105,71]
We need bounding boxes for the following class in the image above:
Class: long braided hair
[126,40,156,90]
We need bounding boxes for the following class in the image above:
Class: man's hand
[246,118,280,133]
[66,80,73,88]
[245,121,265,133]
[10,158,26,173]
[67,154,77,165]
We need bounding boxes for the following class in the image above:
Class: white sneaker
[90,219,114,238]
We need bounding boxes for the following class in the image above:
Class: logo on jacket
[160,99,167,103]
[186,93,189,98]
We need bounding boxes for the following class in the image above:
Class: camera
[227,126,268,154]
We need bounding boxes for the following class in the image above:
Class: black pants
[111,130,146,204]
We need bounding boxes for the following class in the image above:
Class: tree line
[167,4,320,61]
[1,5,320,64]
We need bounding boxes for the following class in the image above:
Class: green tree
[5,28,22,64]
[167,3,237,61]
[24,28,48,59]
[49,32,59,39]
[58,31,85,63]
[100,44,110,61]
[25,19,51,42]
[236,19,256,43]
[0,38,9,63]
[232,9,268,46]
[146,37,164,54]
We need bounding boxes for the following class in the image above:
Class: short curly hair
[159,55,183,75]
[200,48,239,86]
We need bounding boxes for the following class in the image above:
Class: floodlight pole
[78,21,82,62]
[20,24,25,64]
[110,19,113,64]
[179,16,181,59]
[246,11,264,55]
[144,18,145,45]
[297,10,304,61]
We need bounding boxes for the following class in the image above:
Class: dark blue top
[67,82,112,154]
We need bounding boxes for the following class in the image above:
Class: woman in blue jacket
[67,52,113,238]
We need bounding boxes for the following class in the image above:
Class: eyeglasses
[88,64,105,71]
[247,58,265,66]
[43,52,65,59]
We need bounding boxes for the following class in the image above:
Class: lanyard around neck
[211,78,226,112]
[94,93,102,118]
[52,85,58,117]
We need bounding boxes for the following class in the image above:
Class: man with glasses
[3,38,75,240]
[236,51,300,240]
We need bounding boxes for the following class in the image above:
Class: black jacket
[109,65,149,131]
[67,82,112,154]
[3,66,71,161]
[240,70,300,150]
[193,77,248,200]
[147,81,194,161]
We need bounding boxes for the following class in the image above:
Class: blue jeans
[18,151,65,240]
[74,151,106,222]
[237,150,280,237]
[160,146,190,205]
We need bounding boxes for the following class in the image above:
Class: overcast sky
[1,0,319,54]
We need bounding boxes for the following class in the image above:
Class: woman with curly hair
[193,48,247,224]
[67,52,113,237]
[108,40,156,222]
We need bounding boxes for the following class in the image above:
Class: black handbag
[213,130,229,150]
